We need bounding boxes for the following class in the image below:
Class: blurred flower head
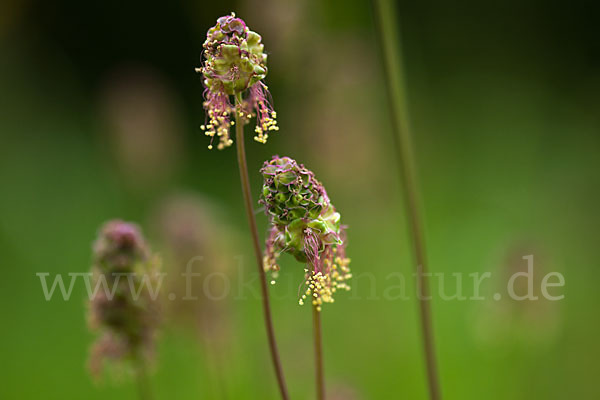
[93,220,149,272]
[100,66,184,191]
[197,13,278,150]
[150,193,234,348]
[88,220,161,379]
[471,242,561,348]
[328,383,362,400]
[260,156,351,311]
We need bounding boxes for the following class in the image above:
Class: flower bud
[260,156,351,310]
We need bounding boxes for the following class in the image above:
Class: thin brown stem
[234,93,289,400]
[373,1,441,399]
[312,304,325,400]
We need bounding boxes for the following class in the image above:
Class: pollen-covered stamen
[299,235,352,311]
[247,82,279,144]
[202,89,234,150]
[329,240,352,293]
[263,226,281,283]
[304,228,323,273]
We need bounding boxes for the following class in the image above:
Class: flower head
[152,194,233,349]
[197,13,278,150]
[88,220,161,378]
[260,156,351,311]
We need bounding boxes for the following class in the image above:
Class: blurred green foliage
[0,0,598,399]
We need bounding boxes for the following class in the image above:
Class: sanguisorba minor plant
[88,220,161,400]
[196,13,289,400]
[260,156,352,400]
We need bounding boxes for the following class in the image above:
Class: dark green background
[1,0,598,398]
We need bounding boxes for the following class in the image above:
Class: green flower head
[197,13,278,150]
[202,13,267,95]
[260,156,351,311]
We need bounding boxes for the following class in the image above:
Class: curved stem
[312,303,325,400]
[372,1,441,399]
[234,93,289,400]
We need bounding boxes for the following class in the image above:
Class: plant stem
[234,93,289,400]
[312,303,325,400]
[201,331,228,400]
[135,356,153,400]
[372,1,441,399]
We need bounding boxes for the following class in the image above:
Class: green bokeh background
[1,0,598,398]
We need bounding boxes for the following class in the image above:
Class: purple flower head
[197,13,278,150]
[93,220,149,272]
[88,220,161,379]
[260,156,351,311]
[213,14,247,37]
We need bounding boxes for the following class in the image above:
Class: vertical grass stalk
[135,356,153,400]
[234,93,289,400]
[373,1,441,399]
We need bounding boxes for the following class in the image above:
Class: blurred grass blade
[372,0,442,399]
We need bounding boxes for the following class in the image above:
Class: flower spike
[87,220,161,378]
[197,13,278,149]
[260,156,351,311]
